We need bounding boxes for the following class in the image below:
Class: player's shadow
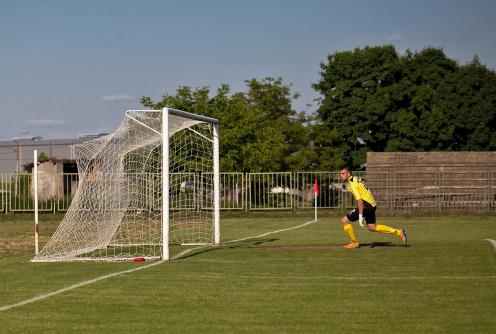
[359,242,409,248]
[174,238,279,260]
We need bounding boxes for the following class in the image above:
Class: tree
[436,57,496,150]
[38,152,50,162]
[140,78,313,172]
[313,45,402,168]
[313,45,496,169]
[386,47,457,152]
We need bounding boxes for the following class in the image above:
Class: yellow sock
[376,224,399,235]
[343,224,358,244]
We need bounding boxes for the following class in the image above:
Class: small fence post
[34,150,39,255]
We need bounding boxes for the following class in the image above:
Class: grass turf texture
[0,213,495,333]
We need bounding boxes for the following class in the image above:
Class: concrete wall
[29,161,64,202]
[365,152,496,210]
[367,152,496,171]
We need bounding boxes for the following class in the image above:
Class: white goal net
[32,108,220,262]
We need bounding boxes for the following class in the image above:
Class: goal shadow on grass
[174,238,279,260]
[174,240,409,260]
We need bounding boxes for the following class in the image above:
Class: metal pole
[314,192,317,221]
[19,142,22,172]
[161,108,169,261]
[34,150,39,255]
[16,138,20,173]
[213,122,220,245]
[314,177,318,222]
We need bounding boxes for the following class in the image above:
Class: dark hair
[339,165,352,173]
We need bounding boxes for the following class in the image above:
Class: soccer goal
[32,108,220,262]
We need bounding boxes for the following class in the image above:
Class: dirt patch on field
[0,236,33,258]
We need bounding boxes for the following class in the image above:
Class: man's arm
[357,198,364,215]
[357,198,365,228]
[348,182,365,228]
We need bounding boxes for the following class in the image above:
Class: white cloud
[101,94,134,102]
[28,119,65,125]
[386,32,404,41]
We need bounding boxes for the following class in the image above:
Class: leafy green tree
[141,78,312,172]
[38,152,50,162]
[313,45,402,168]
[314,45,496,169]
[386,47,457,152]
[436,56,496,150]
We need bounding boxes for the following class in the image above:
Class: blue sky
[1,0,495,140]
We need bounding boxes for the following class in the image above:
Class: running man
[339,165,407,248]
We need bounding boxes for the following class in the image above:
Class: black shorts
[346,201,376,225]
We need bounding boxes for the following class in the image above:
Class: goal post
[32,108,220,262]
[160,107,221,260]
[162,108,169,260]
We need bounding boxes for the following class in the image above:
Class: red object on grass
[133,257,145,262]
[313,178,318,194]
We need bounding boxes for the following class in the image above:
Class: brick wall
[365,152,496,210]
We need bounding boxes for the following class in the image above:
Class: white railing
[248,172,293,210]
[0,171,494,213]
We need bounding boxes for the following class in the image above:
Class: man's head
[339,165,352,182]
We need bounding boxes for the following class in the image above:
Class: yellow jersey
[346,176,376,207]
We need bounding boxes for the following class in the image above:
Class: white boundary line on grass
[485,239,496,252]
[0,261,162,312]
[225,219,317,244]
[0,219,317,313]
[168,219,318,260]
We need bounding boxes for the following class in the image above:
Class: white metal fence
[0,171,494,213]
[248,172,293,210]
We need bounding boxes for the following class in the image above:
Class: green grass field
[0,212,495,333]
